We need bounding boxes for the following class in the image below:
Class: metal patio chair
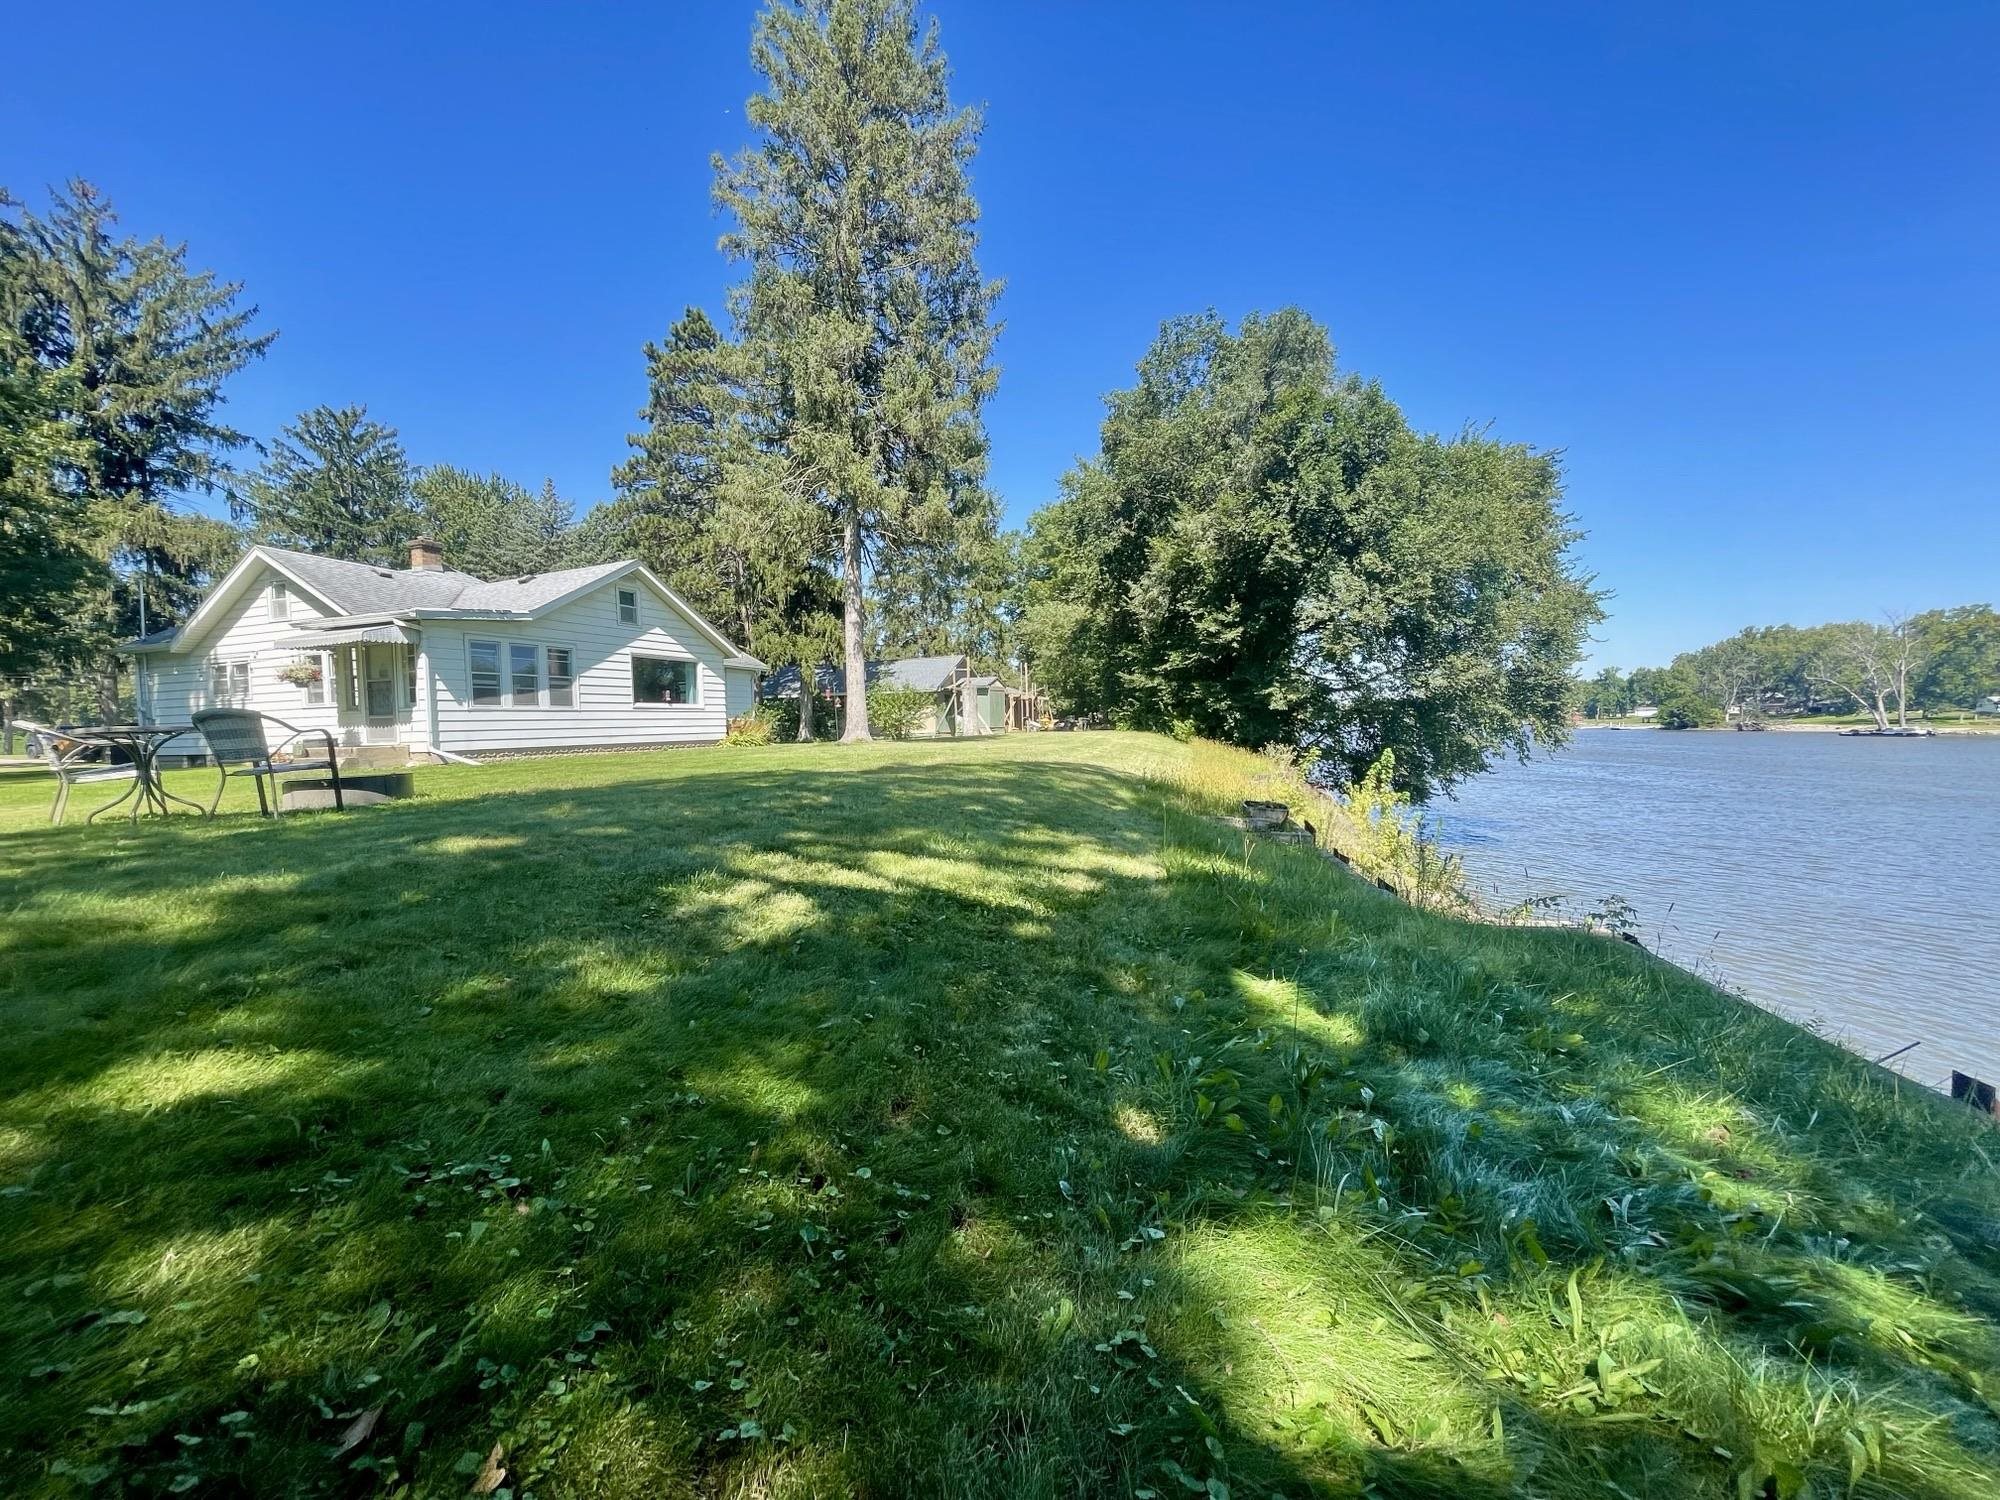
[190,709,345,818]
[40,731,140,826]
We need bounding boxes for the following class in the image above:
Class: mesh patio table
[60,724,205,823]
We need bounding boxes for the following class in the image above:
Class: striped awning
[283,623,413,648]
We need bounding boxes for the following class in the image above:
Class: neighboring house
[765,653,1007,737]
[1627,705,1660,720]
[1975,694,2000,718]
[120,539,764,760]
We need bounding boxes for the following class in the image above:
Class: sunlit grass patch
[66,1047,337,1114]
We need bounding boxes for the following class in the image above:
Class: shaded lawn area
[2,733,1998,1497]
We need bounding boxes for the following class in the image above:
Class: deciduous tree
[1913,605,1999,710]
[1808,615,1927,730]
[1024,310,1600,797]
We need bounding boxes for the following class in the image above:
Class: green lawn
[3,733,1997,1497]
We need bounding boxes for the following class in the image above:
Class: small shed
[968,675,1008,734]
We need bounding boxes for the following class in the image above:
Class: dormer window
[270,580,290,620]
[616,587,639,626]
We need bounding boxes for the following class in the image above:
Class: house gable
[169,550,348,653]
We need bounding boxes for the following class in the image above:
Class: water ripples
[1430,730,2000,1089]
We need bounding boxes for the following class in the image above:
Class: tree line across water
[3,0,1597,796]
[1580,608,2000,729]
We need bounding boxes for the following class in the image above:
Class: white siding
[725,667,756,720]
[140,566,341,743]
[427,577,729,753]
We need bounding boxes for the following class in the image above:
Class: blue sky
[8,2,1996,670]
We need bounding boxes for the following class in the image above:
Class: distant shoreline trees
[1581,607,2000,727]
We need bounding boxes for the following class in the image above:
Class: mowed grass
[2,732,1998,1498]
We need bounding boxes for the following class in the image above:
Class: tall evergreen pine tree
[714,0,998,739]
[605,305,843,735]
[2,180,271,713]
[236,404,415,566]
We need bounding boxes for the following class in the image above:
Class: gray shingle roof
[123,546,760,665]
[256,548,631,617]
[269,547,479,613]
[446,561,634,613]
[876,655,968,692]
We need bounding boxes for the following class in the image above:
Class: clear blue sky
[9,2,1997,670]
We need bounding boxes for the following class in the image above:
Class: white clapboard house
[121,539,763,760]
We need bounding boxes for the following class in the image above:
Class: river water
[1428,728,2000,1089]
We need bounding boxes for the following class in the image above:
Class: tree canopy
[1024,310,1601,797]
[413,467,574,580]
[594,305,842,727]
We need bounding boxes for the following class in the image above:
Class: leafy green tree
[2,180,271,713]
[1805,616,1927,729]
[1582,666,1630,719]
[1655,679,1723,729]
[870,517,1020,674]
[236,404,414,565]
[1024,309,1600,797]
[412,466,573,578]
[1626,665,1671,711]
[1913,605,1999,710]
[714,0,999,740]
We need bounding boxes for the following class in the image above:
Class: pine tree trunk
[839,505,871,742]
[797,668,815,741]
[96,657,121,723]
[0,697,12,756]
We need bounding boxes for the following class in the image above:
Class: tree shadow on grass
[1,751,1998,1496]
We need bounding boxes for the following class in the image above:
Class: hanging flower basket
[277,659,323,687]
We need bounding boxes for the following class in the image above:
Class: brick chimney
[408,536,444,572]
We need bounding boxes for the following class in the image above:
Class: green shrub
[866,684,934,740]
[763,694,840,741]
[1168,717,1197,743]
[725,709,777,746]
